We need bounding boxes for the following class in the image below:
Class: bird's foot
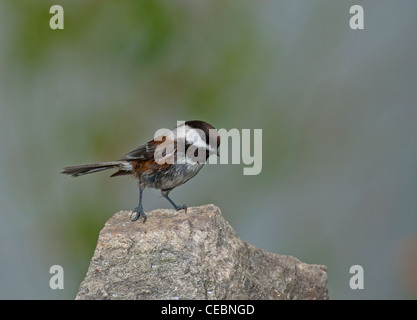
[131,205,147,223]
[176,204,187,214]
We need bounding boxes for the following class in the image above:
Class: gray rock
[76,204,328,300]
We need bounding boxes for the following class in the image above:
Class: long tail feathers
[61,161,131,177]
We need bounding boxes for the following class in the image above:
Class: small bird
[61,120,220,222]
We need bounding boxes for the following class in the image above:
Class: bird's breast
[134,161,204,190]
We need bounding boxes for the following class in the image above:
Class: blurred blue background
[1,0,416,299]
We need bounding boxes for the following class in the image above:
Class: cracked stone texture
[76,204,329,300]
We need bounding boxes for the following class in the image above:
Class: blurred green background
[1,0,417,299]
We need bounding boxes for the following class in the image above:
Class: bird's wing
[119,143,149,161]
[119,132,177,162]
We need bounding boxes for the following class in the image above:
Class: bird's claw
[176,204,187,214]
[131,206,147,223]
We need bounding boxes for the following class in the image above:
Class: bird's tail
[61,161,131,177]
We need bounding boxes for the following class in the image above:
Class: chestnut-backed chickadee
[61,120,220,222]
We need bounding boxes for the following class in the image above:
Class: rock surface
[76,204,328,300]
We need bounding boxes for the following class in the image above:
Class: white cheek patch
[185,127,206,148]
[184,126,217,154]
[172,124,218,163]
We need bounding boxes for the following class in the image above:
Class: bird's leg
[132,187,146,223]
[161,190,187,213]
